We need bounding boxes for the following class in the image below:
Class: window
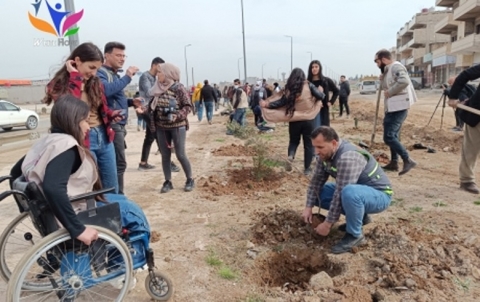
[363,81,376,85]
[476,24,480,34]
[0,103,5,111]
[2,102,19,111]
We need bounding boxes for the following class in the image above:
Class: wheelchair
[0,175,173,301]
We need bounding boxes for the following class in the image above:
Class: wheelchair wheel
[6,225,134,302]
[145,271,174,301]
[0,212,48,290]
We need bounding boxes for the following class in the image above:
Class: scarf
[149,63,181,110]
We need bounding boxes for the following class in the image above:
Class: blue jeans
[204,101,214,122]
[313,112,322,129]
[103,193,150,236]
[195,102,204,121]
[233,108,246,126]
[314,182,391,237]
[137,115,146,130]
[89,126,119,193]
[383,110,409,162]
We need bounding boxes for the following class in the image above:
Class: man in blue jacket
[97,41,141,194]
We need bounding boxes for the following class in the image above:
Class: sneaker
[184,178,195,192]
[337,214,372,232]
[304,167,312,175]
[287,155,294,162]
[331,233,366,254]
[138,163,155,171]
[460,182,480,194]
[399,158,417,176]
[160,180,173,193]
[171,162,181,172]
[208,121,212,125]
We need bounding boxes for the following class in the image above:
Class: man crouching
[302,126,393,254]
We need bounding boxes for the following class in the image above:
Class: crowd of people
[7,43,480,258]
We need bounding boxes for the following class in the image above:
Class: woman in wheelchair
[12,95,150,245]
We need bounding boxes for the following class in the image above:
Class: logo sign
[28,0,84,46]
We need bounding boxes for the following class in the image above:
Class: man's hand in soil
[315,221,332,236]
[302,207,313,224]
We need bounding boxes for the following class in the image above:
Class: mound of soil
[212,144,256,156]
[251,210,327,245]
[200,167,298,197]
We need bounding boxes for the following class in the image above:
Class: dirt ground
[1,90,480,302]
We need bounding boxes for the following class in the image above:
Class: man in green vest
[302,126,392,254]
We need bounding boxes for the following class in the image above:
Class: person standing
[44,42,122,193]
[148,63,194,193]
[200,80,218,125]
[374,49,417,175]
[97,41,142,194]
[230,79,249,126]
[338,75,351,118]
[137,56,180,172]
[260,68,325,175]
[447,64,480,194]
[307,60,339,127]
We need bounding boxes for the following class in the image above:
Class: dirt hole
[254,246,343,292]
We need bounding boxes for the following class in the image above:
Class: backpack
[98,66,114,83]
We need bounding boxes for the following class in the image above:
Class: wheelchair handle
[0,190,29,203]
[0,175,13,185]
[69,187,116,203]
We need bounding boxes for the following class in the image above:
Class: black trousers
[140,115,159,162]
[320,106,330,126]
[288,120,314,170]
[111,123,127,195]
[339,96,350,116]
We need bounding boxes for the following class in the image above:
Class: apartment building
[396,8,451,87]
[435,0,480,83]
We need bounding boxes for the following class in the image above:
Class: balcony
[451,33,480,54]
[398,25,413,38]
[410,29,427,48]
[435,14,460,34]
[453,0,480,21]
[436,0,458,6]
[432,43,451,58]
[406,57,415,66]
[408,15,427,30]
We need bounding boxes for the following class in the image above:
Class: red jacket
[46,72,116,147]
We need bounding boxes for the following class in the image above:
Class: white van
[359,80,377,94]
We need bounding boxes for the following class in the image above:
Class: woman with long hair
[19,95,149,245]
[260,68,325,174]
[147,63,194,193]
[307,60,339,127]
[44,42,122,193]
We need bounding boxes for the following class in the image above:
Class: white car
[0,100,39,131]
[359,80,377,94]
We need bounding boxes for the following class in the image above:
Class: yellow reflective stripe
[384,189,393,195]
[331,167,337,172]
[368,162,379,177]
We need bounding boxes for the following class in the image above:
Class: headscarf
[149,63,181,109]
[254,80,262,91]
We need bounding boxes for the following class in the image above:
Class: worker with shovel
[301,126,392,254]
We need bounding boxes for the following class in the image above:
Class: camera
[161,98,177,122]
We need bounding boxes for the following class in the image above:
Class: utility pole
[285,35,293,72]
[184,44,192,87]
[241,0,248,84]
[262,63,266,79]
[192,67,195,87]
[238,57,242,80]
[64,0,79,51]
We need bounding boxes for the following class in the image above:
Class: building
[396,8,451,87]
[435,0,480,83]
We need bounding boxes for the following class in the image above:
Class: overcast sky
[0,0,442,85]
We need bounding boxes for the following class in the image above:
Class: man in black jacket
[200,80,218,125]
[338,75,351,118]
[448,64,480,194]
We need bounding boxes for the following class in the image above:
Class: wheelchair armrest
[0,175,13,185]
[69,187,116,203]
[0,190,29,203]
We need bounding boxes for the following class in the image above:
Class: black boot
[337,214,372,232]
[184,178,195,192]
[399,158,417,176]
[382,161,399,171]
[331,233,366,254]
[160,180,173,193]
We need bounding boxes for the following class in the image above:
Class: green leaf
[64,27,79,37]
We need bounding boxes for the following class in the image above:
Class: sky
[0,0,443,85]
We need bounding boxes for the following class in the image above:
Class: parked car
[0,100,39,131]
[359,80,377,94]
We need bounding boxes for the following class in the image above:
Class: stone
[246,241,255,249]
[472,267,480,280]
[405,278,416,288]
[302,297,321,302]
[309,271,334,290]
